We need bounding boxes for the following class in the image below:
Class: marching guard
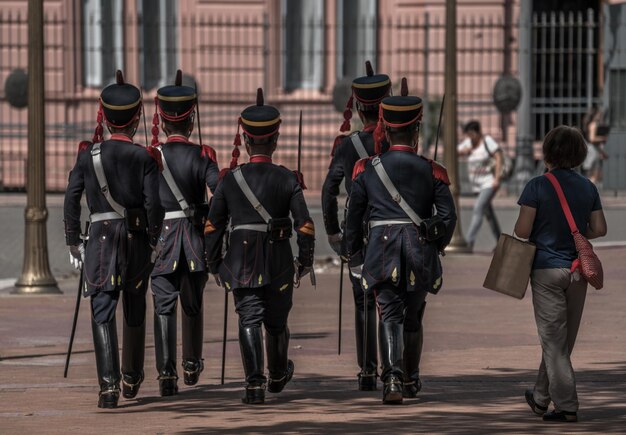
[204,89,315,404]
[149,71,219,395]
[345,85,457,404]
[63,71,164,408]
[321,61,391,390]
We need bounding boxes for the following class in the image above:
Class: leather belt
[231,224,268,232]
[369,219,413,229]
[90,211,124,223]
[164,210,194,220]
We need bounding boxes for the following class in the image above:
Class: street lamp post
[13,0,60,294]
[443,0,470,253]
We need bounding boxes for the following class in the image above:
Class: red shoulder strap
[544,172,579,234]
[145,144,164,171]
[200,144,217,162]
[77,140,91,154]
[430,160,451,185]
[352,158,368,180]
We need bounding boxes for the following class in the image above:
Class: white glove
[327,232,343,257]
[213,273,222,287]
[349,264,363,279]
[69,243,85,270]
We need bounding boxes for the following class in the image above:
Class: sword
[433,94,445,162]
[338,261,344,355]
[64,221,89,378]
[194,81,204,146]
[220,291,228,385]
[140,88,150,146]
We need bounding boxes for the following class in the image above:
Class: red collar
[250,155,272,163]
[110,133,133,143]
[389,145,415,153]
[167,135,191,144]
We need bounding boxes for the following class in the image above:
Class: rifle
[433,94,445,162]
[220,291,228,385]
[64,221,89,378]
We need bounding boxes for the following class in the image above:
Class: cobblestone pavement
[1,246,625,433]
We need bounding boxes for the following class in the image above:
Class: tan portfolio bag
[483,233,536,299]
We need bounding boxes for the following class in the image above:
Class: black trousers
[350,272,376,311]
[375,284,427,332]
[91,287,147,326]
[151,258,207,317]
[233,281,294,335]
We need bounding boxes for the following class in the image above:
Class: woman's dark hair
[542,125,587,169]
[463,120,481,133]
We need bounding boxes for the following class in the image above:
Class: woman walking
[514,126,607,423]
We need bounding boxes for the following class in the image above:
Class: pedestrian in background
[581,107,609,184]
[515,125,607,423]
[457,120,502,251]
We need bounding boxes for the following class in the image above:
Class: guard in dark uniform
[322,61,391,391]
[345,89,457,404]
[64,71,164,408]
[149,70,219,395]
[204,89,315,405]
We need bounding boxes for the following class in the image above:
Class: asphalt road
[1,193,625,281]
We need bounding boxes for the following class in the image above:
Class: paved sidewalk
[1,247,625,434]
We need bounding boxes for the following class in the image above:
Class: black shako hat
[92,70,141,142]
[339,60,391,133]
[227,88,281,169]
[373,77,423,151]
[152,69,197,144]
[100,71,141,127]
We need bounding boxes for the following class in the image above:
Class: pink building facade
[0,0,612,191]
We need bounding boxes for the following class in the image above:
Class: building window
[138,0,178,90]
[282,0,324,91]
[336,0,377,80]
[82,0,124,87]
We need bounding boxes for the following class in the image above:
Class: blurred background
[1,0,625,194]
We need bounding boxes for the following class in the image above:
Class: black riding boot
[92,317,121,409]
[239,326,266,404]
[355,304,378,391]
[154,312,178,396]
[403,302,425,398]
[379,322,404,405]
[402,329,423,398]
[266,327,294,394]
[121,318,145,399]
[181,308,204,386]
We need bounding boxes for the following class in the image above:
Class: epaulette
[218,167,232,182]
[77,140,91,154]
[200,144,217,162]
[145,144,164,172]
[430,159,451,185]
[292,169,307,190]
[331,133,349,157]
[351,157,371,180]
[296,220,315,237]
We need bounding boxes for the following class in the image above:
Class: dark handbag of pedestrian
[545,172,604,289]
[483,233,536,299]
[124,208,148,233]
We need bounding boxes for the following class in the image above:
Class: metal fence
[529,9,600,141]
[0,8,598,193]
